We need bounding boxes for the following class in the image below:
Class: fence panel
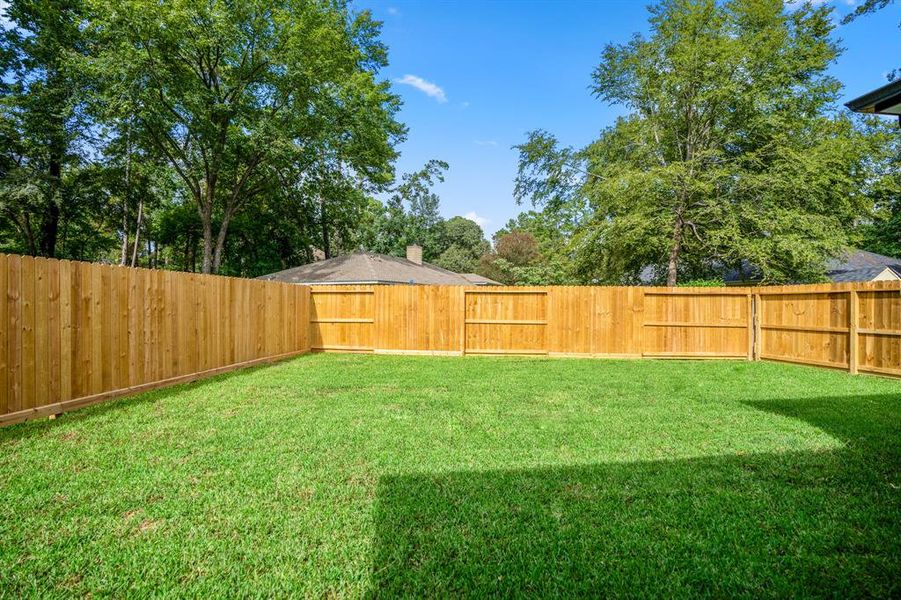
[372,285,463,354]
[464,289,548,355]
[858,289,901,377]
[1,255,311,426]
[642,289,752,358]
[758,281,901,376]
[2,255,899,427]
[309,286,375,352]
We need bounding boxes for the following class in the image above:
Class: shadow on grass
[369,394,901,597]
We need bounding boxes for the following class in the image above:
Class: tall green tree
[434,216,488,273]
[516,0,887,285]
[89,0,404,273]
[853,120,901,258]
[369,159,448,260]
[0,0,91,257]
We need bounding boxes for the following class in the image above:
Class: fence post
[849,288,859,374]
[752,293,761,360]
[746,293,753,361]
[637,287,645,357]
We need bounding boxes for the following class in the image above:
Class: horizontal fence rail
[309,282,900,377]
[0,254,311,426]
[1,254,899,426]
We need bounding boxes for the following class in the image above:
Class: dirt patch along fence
[0,254,310,426]
[1,254,898,426]
[310,282,900,376]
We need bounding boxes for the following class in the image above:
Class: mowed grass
[1,355,899,598]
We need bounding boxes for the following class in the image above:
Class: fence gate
[463,289,548,355]
[309,287,374,352]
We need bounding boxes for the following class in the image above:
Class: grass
[1,354,899,598]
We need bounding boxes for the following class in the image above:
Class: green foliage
[86,0,405,273]
[368,159,448,260]
[478,230,570,285]
[514,0,899,285]
[677,278,725,288]
[841,0,895,24]
[0,0,93,258]
[0,0,411,275]
[433,215,489,272]
[2,355,900,595]
[851,119,901,259]
[435,244,477,273]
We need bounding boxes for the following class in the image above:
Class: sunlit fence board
[464,289,548,355]
[2,255,898,428]
[642,289,751,358]
[758,282,900,375]
[858,288,901,376]
[0,255,311,426]
[372,285,464,354]
[309,286,375,352]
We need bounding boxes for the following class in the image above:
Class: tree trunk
[121,129,133,266]
[320,197,331,259]
[130,197,144,267]
[212,213,232,274]
[666,216,683,287]
[120,199,129,265]
[38,158,62,257]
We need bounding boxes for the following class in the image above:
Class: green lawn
[1,355,899,598]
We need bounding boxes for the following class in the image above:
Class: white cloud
[395,74,447,103]
[474,139,498,147]
[464,211,490,228]
[387,6,399,15]
[460,101,471,109]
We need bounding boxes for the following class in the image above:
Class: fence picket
[1,254,898,427]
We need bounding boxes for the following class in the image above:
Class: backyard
[1,354,899,597]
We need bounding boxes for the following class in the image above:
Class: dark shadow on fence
[368,394,901,597]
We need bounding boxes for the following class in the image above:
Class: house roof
[719,249,901,284]
[460,273,498,285]
[258,252,501,285]
[824,249,901,282]
[845,79,901,117]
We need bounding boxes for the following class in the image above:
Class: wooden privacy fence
[1,254,899,426]
[309,282,900,375]
[0,254,310,426]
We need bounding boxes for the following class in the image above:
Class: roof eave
[845,79,901,115]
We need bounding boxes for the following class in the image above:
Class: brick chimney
[406,244,423,265]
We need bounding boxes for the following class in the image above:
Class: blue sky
[354,0,901,236]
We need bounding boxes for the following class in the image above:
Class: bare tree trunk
[120,128,133,265]
[320,196,330,259]
[666,215,683,287]
[212,212,232,274]
[120,203,129,265]
[39,158,62,257]
[198,180,217,273]
[200,217,214,273]
[130,197,143,267]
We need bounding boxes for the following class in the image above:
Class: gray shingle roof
[825,249,901,273]
[258,252,500,285]
[673,249,901,285]
[827,267,897,283]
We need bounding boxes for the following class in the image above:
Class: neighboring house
[259,245,501,286]
[822,249,901,283]
[845,78,901,125]
[721,249,901,285]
